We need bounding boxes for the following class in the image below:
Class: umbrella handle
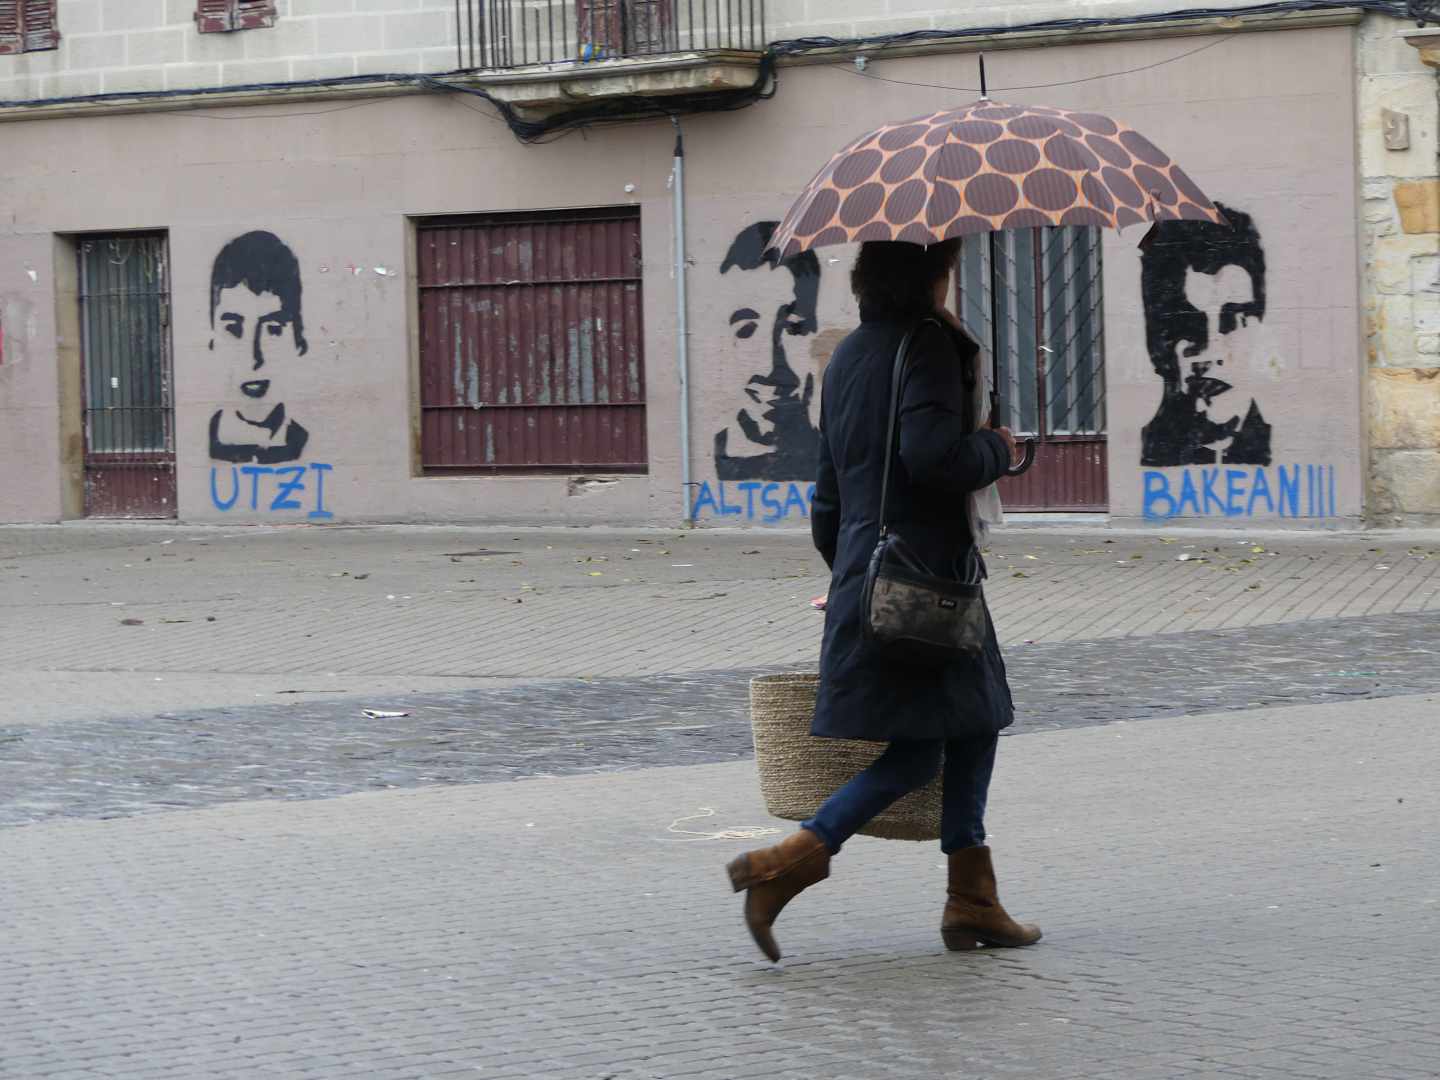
[1006,438,1038,477]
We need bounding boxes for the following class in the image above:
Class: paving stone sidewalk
[2,694,1436,1080]
[3,609,1436,827]
[4,526,1440,718]
[5,523,1440,1079]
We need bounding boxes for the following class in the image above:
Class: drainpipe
[671,115,694,524]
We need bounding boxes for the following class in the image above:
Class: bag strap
[878,317,941,536]
[877,317,986,587]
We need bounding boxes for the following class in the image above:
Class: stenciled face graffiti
[713,221,823,482]
[1139,203,1270,468]
[206,231,334,520]
[208,231,311,465]
[1138,202,1339,522]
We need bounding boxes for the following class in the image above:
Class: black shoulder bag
[860,319,988,667]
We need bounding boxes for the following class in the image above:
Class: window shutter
[234,0,276,31]
[625,0,669,53]
[0,0,21,57]
[20,0,58,51]
[195,0,234,33]
[576,0,621,57]
[576,1,672,58]
[196,0,275,33]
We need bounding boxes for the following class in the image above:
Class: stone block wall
[0,0,459,103]
[1362,16,1440,524]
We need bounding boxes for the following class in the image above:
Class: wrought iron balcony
[452,0,767,71]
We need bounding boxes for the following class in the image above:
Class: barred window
[958,226,1106,439]
[957,226,1109,511]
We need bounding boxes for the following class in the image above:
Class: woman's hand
[992,424,1018,464]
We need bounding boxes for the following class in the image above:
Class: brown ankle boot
[726,829,830,962]
[941,845,1042,951]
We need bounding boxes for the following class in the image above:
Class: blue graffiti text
[691,480,815,523]
[210,462,334,519]
[1143,464,1336,521]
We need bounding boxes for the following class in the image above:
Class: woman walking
[726,239,1040,962]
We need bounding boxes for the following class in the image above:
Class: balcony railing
[453,0,768,71]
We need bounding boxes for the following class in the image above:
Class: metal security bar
[958,225,1108,510]
[453,0,766,70]
[1041,226,1106,436]
[959,230,1036,434]
[958,226,1105,439]
[79,234,177,517]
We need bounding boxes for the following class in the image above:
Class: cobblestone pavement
[2,694,1437,1080]
[4,524,1440,724]
[6,523,1440,1079]
[3,610,1439,828]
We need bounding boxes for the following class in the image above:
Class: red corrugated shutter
[417,209,649,474]
[0,1,21,56]
[196,0,274,33]
[20,0,57,51]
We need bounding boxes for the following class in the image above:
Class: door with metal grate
[79,233,177,518]
[417,209,648,474]
[958,226,1108,511]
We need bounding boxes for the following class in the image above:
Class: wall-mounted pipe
[672,115,694,524]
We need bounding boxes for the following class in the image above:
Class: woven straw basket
[749,672,942,842]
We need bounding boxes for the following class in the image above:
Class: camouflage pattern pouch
[859,318,987,668]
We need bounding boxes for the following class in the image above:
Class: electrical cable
[163,98,396,120]
[767,0,1410,60]
[835,37,1229,94]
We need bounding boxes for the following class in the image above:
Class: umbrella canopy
[768,101,1225,260]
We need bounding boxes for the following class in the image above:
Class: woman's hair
[850,239,962,322]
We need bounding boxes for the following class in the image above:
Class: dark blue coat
[811,313,1015,743]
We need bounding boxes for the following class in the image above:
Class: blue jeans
[802,733,998,855]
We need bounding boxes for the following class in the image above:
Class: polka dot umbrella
[768,100,1225,259]
[766,98,1225,477]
